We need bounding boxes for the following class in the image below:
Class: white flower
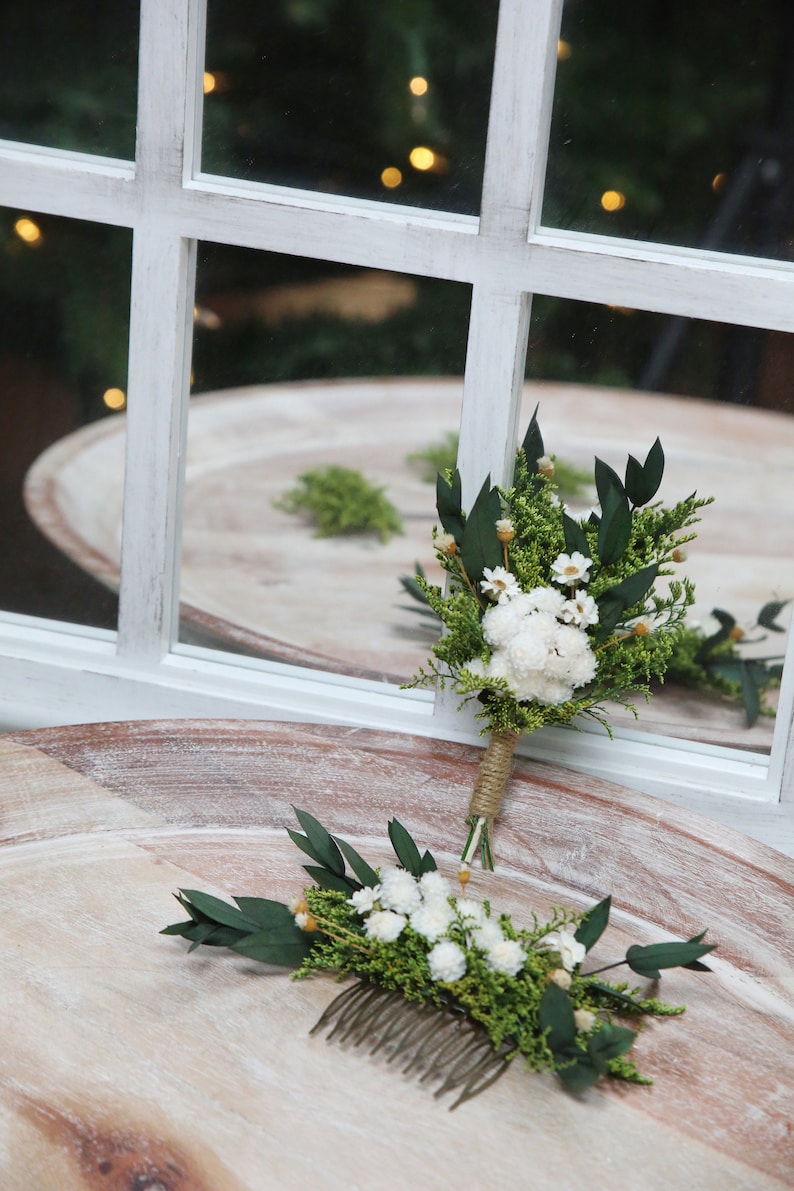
[409,901,456,942]
[347,885,381,915]
[379,867,422,915]
[537,455,555,478]
[471,919,504,950]
[364,910,407,943]
[435,531,457,555]
[428,940,467,982]
[418,870,452,901]
[480,566,522,604]
[523,586,566,616]
[485,939,526,976]
[456,898,485,927]
[561,590,599,628]
[294,911,312,929]
[504,615,556,676]
[551,551,592,587]
[542,927,586,972]
[495,518,515,542]
[462,657,486,679]
[482,600,529,648]
[549,968,572,990]
[574,1008,597,1033]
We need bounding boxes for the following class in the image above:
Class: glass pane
[523,294,794,752]
[0,209,131,628]
[180,245,471,679]
[0,1,139,158]
[545,1,792,259]
[201,0,498,216]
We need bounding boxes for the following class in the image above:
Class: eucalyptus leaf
[539,982,576,1054]
[625,438,664,507]
[436,468,465,541]
[557,1054,601,1092]
[626,939,716,980]
[303,866,359,894]
[587,981,654,1013]
[695,608,735,662]
[575,895,611,951]
[594,457,626,511]
[520,403,544,471]
[563,512,590,559]
[388,818,424,876]
[419,848,438,874]
[188,924,250,950]
[333,836,379,887]
[290,807,346,876]
[233,898,299,931]
[739,661,761,727]
[597,485,632,566]
[459,476,502,585]
[231,926,315,967]
[175,889,259,932]
[587,1023,636,1065]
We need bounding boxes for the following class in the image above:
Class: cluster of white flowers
[468,552,599,706]
[345,866,527,983]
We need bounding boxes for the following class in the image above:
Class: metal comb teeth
[310,980,512,1109]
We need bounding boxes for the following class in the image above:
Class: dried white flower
[428,939,467,982]
[574,1008,597,1033]
[409,901,455,942]
[379,867,421,915]
[347,885,381,915]
[485,938,526,976]
[561,590,599,628]
[364,910,407,943]
[549,968,572,990]
[435,531,457,555]
[551,551,592,587]
[480,566,522,604]
[542,927,586,972]
[418,870,452,901]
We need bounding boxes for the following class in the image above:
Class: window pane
[523,294,794,752]
[544,1,792,260]
[180,246,470,679]
[0,210,131,628]
[0,1,139,159]
[201,0,498,216]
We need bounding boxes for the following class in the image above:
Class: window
[1,0,793,842]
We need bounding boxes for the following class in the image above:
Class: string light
[203,72,217,94]
[103,388,126,411]
[712,172,727,192]
[557,40,572,60]
[409,76,428,96]
[381,167,403,189]
[600,190,626,212]
[14,217,43,245]
[409,146,435,171]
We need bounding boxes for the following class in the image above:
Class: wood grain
[1,720,792,1189]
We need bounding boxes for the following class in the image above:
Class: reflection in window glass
[523,295,794,752]
[202,0,498,215]
[0,1,139,159]
[179,248,471,678]
[545,0,793,260]
[0,210,131,628]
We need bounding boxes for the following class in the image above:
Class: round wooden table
[1,720,791,1189]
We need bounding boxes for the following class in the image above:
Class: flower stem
[453,555,486,611]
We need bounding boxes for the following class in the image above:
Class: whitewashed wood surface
[0,719,791,1189]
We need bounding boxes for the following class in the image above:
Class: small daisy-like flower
[428,939,467,982]
[347,885,381,915]
[364,910,407,943]
[495,518,515,543]
[548,968,572,990]
[551,551,592,587]
[561,590,599,628]
[435,531,458,555]
[542,927,586,972]
[485,938,526,976]
[536,455,555,478]
[480,566,522,604]
[574,1008,597,1033]
[379,867,422,915]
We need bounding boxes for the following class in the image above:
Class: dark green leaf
[594,457,626,511]
[290,807,346,876]
[419,848,438,874]
[188,924,250,950]
[520,403,544,470]
[587,981,655,1013]
[557,1054,601,1092]
[436,469,465,541]
[303,865,359,894]
[709,660,744,684]
[739,661,761,728]
[232,898,299,931]
[231,925,316,967]
[399,567,430,607]
[596,564,658,635]
[575,895,611,952]
[563,512,591,559]
[625,438,664,507]
[175,889,259,932]
[758,599,790,632]
[695,608,735,663]
[333,836,379,888]
[597,485,632,566]
[459,476,502,586]
[626,940,716,980]
[539,982,576,1054]
[388,818,424,876]
[588,1024,636,1066]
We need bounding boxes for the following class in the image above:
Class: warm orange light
[103,387,126,411]
[712,172,727,192]
[203,71,217,94]
[409,76,428,96]
[381,167,403,189]
[409,146,435,171]
[600,190,626,212]
[557,39,572,60]
[14,217,42,245]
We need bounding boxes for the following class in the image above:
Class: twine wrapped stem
[462,728,520,870]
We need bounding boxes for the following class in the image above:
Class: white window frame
[1,0,793,851]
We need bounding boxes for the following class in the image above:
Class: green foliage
[275,465,403,542]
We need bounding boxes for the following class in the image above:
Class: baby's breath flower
[347,885,381,915]
[428,939,467,982]
[456,898,486,927]
[364,910,407,943]
[537,455,555,478]
[496,518,515,543]
[435,531,458,555]
[480,566,522,604]
[410,901,455,942]
[418,870,452,900]
[485,938,526,976]
[471,918,504,950]
[379,867,422,915]
[551,551,592,587]
[574,1008,597,1033]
